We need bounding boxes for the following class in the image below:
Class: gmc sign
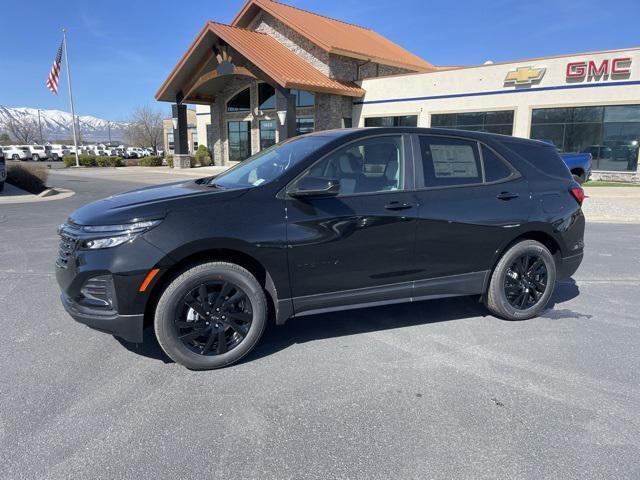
[566,57,632,80]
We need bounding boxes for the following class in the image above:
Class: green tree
[0,133,11,145]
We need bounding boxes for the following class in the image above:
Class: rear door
[285,134,418,312]
[411,134,531,294]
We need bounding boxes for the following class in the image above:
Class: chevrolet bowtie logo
[504,66,546,85]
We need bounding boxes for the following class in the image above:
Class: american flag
[46,40,63,95]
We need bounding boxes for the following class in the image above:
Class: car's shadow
[116,279,580,366]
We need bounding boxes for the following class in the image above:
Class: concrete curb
[0,185,75,204]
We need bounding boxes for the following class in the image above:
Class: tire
[154,262,267,370]
[484,240,556,320]
[0,181,4,192]
[12,155,19,161]
[32,154,39,161]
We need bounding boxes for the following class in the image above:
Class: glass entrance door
[228,121,251,161]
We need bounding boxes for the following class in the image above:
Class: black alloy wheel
[503,254,548,310]
[175,281,253,356]
[484,239,556,320]
[154,262,267,370]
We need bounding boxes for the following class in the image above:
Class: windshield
[210,135,333,189]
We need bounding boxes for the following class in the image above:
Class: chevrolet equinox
[56,128,585,370]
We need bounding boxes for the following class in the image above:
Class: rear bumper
[557,252,583,280]
[61,293,144,343]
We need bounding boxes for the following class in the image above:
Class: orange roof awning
[233,0,437,73]
[156,22,365,103]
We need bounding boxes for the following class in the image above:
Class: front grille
[56,226,79,269]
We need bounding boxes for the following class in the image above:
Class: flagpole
[62,28,80,167]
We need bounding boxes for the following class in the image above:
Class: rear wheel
[12,155,19,160]
[485,240,556,320]
[32,154,40,161]
[154,262,267,370]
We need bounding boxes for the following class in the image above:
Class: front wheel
[154,262,267,370]
[484,240,556,320]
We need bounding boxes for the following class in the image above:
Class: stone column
[172,103,192,169]
[209,101,223,166]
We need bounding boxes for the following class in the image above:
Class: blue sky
[1,0,638,121]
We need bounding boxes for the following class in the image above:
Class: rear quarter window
[503,141,571,179]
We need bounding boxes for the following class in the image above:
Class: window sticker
[430,145,478,178]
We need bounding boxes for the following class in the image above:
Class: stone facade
[196,8,420,164]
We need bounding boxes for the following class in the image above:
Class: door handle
[384,201,413,211]
[496,191,519,200]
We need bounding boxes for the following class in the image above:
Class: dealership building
[156,0,640,180]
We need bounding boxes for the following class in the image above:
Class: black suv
[56,128,585,369]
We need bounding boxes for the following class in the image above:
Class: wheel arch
[483,230,562,296]
[143,247,282,329]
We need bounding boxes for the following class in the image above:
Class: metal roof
[155,22,365,102]
[232,0,436,73]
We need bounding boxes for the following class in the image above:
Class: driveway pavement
[0,169,639,479]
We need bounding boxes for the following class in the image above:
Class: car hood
[68,179,248,226]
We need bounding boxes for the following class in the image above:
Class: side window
[300,136,404,195]
[419,136,482,187]
[482,145,513,182]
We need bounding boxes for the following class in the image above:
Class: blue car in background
[540,140,592,184]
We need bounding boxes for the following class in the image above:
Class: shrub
[63,154,97,167]
[166,155,174,168]
[96,156,123,167]
[7,163,49,194]
[137,156,163,167]
[194,145,212,166]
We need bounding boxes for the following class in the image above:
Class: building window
[364,115,418,127]
[291,89,315,107]
[430,110,514,135]
[227,88,251,112]
[530,105,640,171]
[192,132,198,150]
[167,132,174,152]
[296,117,315,135]
[259,120,276,150]
[227,121,252,161]
[258,83,275,110]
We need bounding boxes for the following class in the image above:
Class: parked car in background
[0,148,6,192]
[23,145,49,161]
[56,128,585,370]
[1,146,29,161]
[541,140,592,184]
[45,145,70,161]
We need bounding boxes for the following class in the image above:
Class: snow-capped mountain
[0,106,128,142]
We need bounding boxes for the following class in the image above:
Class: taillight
[570,186,585,205]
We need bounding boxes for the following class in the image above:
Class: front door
[411,134,531,295]
[285,134,418,313]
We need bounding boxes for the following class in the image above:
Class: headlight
[80,219,162,250]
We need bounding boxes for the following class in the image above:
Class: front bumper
[55,226,171,344]
[61,293,144,342]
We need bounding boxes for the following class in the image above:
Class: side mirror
[289,176,340,198]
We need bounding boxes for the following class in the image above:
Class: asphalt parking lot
[1,169,639,479]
